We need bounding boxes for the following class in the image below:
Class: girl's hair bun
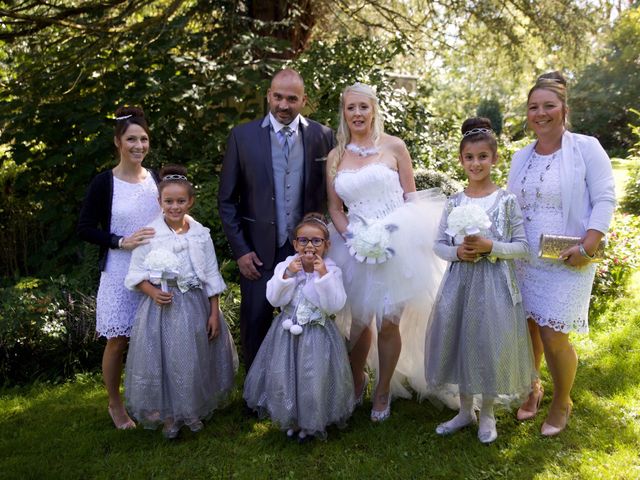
[159,164,188,178]
[158,164,195,197]
[461,117,493,136]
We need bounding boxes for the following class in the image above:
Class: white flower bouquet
[345,215,397,264]
[445,204,492,237]
[143,248,180,292]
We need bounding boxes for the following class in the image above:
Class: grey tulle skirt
[243,314,355,438]
[124,286,238,428]
[424,260,535,409]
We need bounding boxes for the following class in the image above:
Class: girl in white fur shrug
[123,169,237,439]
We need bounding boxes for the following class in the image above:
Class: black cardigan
[77,169,160,271]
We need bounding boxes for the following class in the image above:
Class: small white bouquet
[143,248,180,292]
[445,204,492,237]
[345,215,397,264]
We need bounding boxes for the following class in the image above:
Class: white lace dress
[329,162,446,398]
[514,151,596,334]
[95,174,160,338]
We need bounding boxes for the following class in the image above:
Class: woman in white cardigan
[507,72,615,436]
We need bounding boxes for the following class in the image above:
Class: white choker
[346,143,380,157]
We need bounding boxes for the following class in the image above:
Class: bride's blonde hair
[335,83,384,169]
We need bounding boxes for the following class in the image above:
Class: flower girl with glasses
[423,118,535,443]
[124,164,237,439]
[243,213,355,443]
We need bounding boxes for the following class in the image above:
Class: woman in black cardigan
[78,106,160,429]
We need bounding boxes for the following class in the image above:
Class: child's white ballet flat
[478,416,497,444]
[435,412,477,435]
[162,423,181,440]
[186,419,204,433]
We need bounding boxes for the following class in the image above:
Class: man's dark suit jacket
[218,116,335,270]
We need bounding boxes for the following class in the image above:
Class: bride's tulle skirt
[329,188,447,399]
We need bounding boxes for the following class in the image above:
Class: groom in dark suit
[218,69,335,369]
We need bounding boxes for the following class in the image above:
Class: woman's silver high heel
[370,393,391,422]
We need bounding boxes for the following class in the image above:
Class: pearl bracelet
[578,243,595,259]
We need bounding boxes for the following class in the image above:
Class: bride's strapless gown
[330,162,446,398]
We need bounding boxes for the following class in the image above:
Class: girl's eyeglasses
[295,237,325,247]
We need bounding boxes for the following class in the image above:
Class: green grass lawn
[1,271,639,480]
[611,157,635,199]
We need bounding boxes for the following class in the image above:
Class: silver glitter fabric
[124,286,237,428]
[243,271,355,438]
[424,190,535,408]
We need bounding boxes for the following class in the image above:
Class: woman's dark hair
[459,117,497,155]
[114,106,150,140]
[158,164,195,198]
[294,212,330,240]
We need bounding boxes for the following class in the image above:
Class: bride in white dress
[327,83,446,421]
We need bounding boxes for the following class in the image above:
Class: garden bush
[414,168,463,195]
[620,165,640,215]
[619,112,640,215]
[0,269,243,386]
[590,212,640,316]
[0,277,102,386]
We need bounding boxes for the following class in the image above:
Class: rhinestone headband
[162,174,188,181]
[115,114,133,121]
[308,217,328,228]
[463,127,493,138]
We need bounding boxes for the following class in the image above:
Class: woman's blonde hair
[335,83,384,169]
[528,71,570,126]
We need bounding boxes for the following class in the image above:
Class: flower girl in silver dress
[424,118,535,443]
[124,165,237,439]
[243,213,355,443]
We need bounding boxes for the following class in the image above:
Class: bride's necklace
[346,142,380,157]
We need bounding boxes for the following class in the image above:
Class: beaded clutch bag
[538,234,606,262]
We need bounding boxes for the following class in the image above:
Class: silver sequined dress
[243,256,355,438]
[123,215,238,428]
[424,190,535,408]
[514,151,597,333]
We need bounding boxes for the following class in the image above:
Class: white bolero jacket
[507,130,616,236]
[266,256,347,315]
[125,214,226,297]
